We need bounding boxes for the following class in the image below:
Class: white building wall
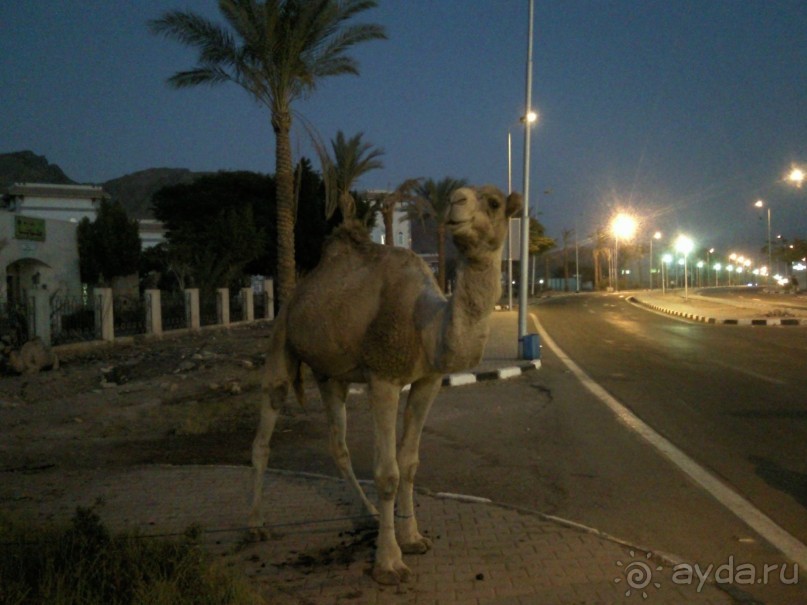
[370,208,411,248]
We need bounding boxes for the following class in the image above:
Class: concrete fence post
[145,289,162,336]
[217,288,230,326]
[31,289,52,346]
[241,287,254,322]
[185,288,200,330]
[94,287,114,342]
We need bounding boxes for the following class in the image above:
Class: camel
[8,337,59,374]
[249,185,522,584]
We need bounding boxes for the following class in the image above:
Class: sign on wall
[14,215,46,242]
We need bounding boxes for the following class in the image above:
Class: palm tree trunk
[273,112,296,306]
[437,223,447,292]
[383,206,395,246]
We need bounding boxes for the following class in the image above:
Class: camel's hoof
[400,536,432,555]
[372,562,412,585]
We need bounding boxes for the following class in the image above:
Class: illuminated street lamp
[675,234,694,301]
[611,213,637,292]
[713,263,722,287]
[788,167,805,188]
[649,231,662,289]
[661,253,673,294]
[754,200,772,285]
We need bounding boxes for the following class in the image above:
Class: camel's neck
[435,249,503,373]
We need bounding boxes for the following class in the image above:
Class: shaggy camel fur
[249,185,522,584]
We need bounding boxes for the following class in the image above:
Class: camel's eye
[489,198,500,210]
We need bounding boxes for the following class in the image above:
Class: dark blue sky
[2,1,805,260]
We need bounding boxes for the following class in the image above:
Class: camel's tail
[264,305,306,410]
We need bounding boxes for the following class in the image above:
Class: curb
[442,359,542,387]
[628,296,806,326]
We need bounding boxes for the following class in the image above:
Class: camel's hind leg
[318,378,378,517]
[395,375,441,554]
[248,373,286,539]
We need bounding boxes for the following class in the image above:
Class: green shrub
[0,506,262,605]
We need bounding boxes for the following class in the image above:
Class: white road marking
[530,312,807,569]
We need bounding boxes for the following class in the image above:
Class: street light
[649,231,662,289]
[788,167,804,188]
[713,262,722,287]
[611,213,637,292]
[754,200,772,285]
[661,253,673,294]
[675,234,694,301]
[517,0,535,358]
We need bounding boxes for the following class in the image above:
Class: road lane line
[530,312,807,569]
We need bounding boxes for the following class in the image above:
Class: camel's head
[446,185,522,261]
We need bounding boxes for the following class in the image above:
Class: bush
[0,506,263,605]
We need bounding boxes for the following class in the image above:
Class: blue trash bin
[520,333,541,360]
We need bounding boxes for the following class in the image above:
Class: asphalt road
[529,292,807,604]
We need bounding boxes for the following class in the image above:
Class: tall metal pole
[517,0,534,355]
[766,207,772,284]
[507,131,513,310]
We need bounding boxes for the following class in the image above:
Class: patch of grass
[0,505,263,605]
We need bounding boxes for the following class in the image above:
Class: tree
[315,130,384,221]
[77,200,142,285]
[412,177,467,292]
[152,171,270,292]
[150,0,386,305]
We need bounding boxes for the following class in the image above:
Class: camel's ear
[505,192,523,218]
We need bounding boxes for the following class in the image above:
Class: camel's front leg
[396,375,441,554]
[369,377,410,585]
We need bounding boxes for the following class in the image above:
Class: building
[369,207,412,248]
[1,183,110,305]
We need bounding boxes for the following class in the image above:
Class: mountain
[0,151,206,219]
[0,150,75,189]
[103,168,203,219]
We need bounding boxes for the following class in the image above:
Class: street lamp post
[755,200,772,285]
[611,213,637,293]
[517,0,535,357]
[649,231,661,289]
[507,130,513,311]
[675,235,694,301]
[661,253,672,295]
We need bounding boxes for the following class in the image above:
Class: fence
[1,280,275,349]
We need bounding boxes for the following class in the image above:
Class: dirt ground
[0,323,345,475]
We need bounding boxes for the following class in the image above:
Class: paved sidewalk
[1,465,733,604]
[0,310,736,604]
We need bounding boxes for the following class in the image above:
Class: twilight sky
[2,1,805,260]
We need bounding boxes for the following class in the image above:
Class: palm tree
[412,177,467,292]
[314,131,384,221]
[150,0,386,305]
[371,178,422,246]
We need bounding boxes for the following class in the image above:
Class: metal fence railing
[113,295,147,337]
[50,295,96,346]
[200,293,218,327]
[161,291,188,331]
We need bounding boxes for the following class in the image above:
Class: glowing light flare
[674,234,694,256]
[611,213,638,240]
[788,167,804,188]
